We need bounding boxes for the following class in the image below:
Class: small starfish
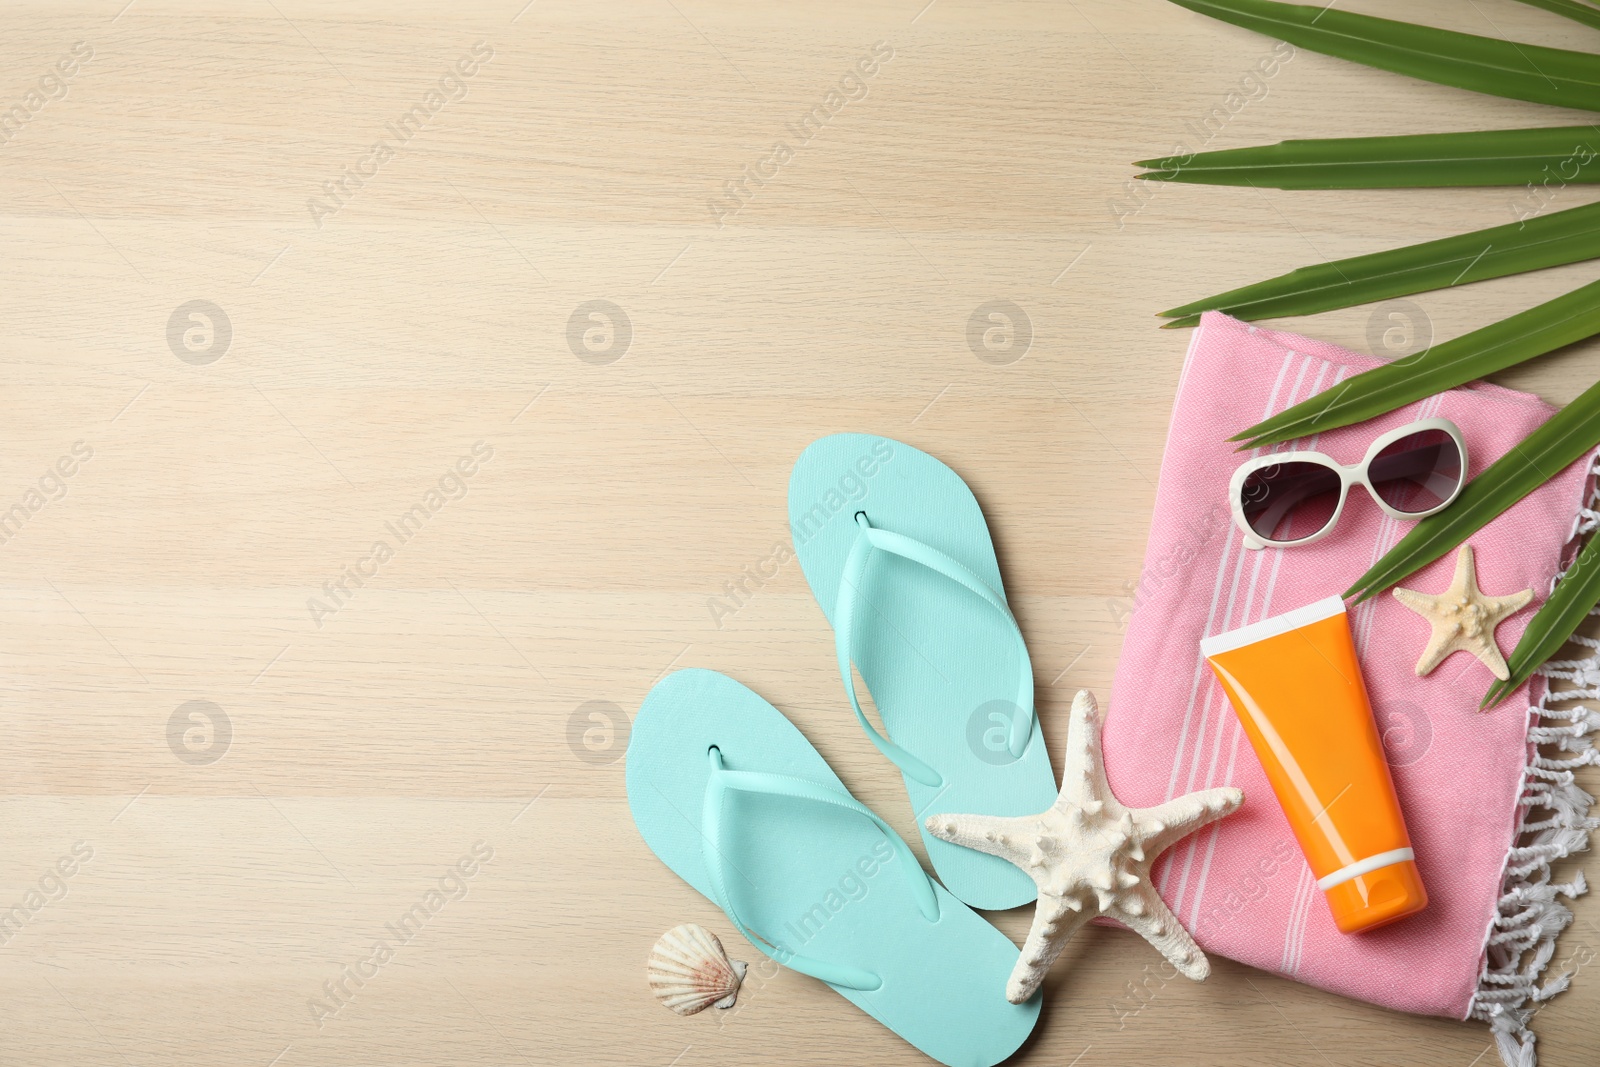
[926,690,1243,1004]
[1392,544,1532,681]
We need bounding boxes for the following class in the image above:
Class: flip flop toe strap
[701,747,938,992]
[835,512,1036,788]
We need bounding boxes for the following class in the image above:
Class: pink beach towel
[1100,312,1600,1065]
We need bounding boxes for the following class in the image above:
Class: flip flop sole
[627,669,1039,1067]
[789,434,1058,911]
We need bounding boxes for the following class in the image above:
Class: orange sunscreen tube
[1201,595,1427,934]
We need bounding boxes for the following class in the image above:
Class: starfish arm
[1412,630,1453,677]
[1136,787,1245,860]
[924,812,1035,867]
[1057,689,1110,808]
[1117,885,1210,981]
[1452,543,1476,591]
[1477,639,1512,681]
[1490,588,1534,618]
[1392,586,1439,617]
[1006,896,1094,1004]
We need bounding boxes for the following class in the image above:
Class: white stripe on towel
[1166,353,1318,910]
[1183,364,1343,928]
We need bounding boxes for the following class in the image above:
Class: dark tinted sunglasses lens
[1239,461,1343,543]
[1369,429,1462,515]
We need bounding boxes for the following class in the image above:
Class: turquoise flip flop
[788,434,1057,911]
[626,669,1039,1067]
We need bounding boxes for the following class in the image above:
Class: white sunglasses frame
[1229,417,1468,551]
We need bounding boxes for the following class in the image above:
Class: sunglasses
[1229,417,1467,550]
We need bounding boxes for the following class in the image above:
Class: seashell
[647,923,747,1016]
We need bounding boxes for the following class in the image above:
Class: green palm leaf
[1483,530,1600,708]
[1232,276,1600,449]
[1514,0,1600,33]
[1136,125,1600,190]
[1158,200,1600,328]
[1166,0,1600,111]
[1345,375,1600,603]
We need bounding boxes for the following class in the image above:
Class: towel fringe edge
[1467,451,1600,1067]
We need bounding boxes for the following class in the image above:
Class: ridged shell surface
[647,923,747,1016]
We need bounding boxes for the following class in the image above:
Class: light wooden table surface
[3,1,1598,1064]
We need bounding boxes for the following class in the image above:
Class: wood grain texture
[0,1,1596,1064]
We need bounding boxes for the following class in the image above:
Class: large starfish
[1392,543,1533,682]
[926,690,1243,1004]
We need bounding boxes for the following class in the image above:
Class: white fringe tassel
[1467,454,1600,1067]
